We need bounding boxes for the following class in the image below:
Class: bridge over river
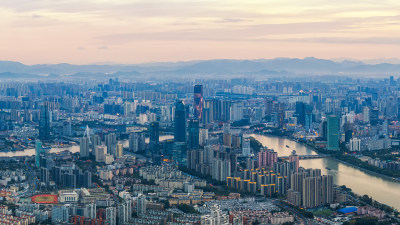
[278,154,330,160]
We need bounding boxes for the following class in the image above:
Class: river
[0,135,175,157]
[251,134,400,211]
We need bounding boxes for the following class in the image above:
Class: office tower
[289,150,300,172]
[137,194,147,217]
[92,134,102,155]
[194,85,204,120]
[40,167,50,185]
[370,107,379,126]
[264,97,274,119]
[149,121,160,152]
[39,103,50,140]
[80,137,90,158]
[258,149,278,168]
[199,128,208,146]
[174,100,187,142]
[230,101,244,121]
[129,131,145,152]
[83,171,92,188]
[62,172,76,188]
[62,120,72,136]
[118,200,132,224]
[223,122,231,147]
[242,134,251,156]
[344,122,353,143]
[95,145,107,162]
[35,141,42,168]
[172,142,187,165]
[116,143,123,157]
[188,119,200,150]
[327,115,340,150]
[202,99,214,124]
[106,207,116,225]
[52,206,69,223]
[305,104,313,130]
[187,149,204,171]
[362,107,370,123]
[277,103,285,128]
[105,133,117,156]
[295,102,306,126]
[321,120,328,141]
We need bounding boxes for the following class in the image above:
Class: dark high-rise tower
[149,122,159,152]
[188,119,199,150]
[194,85,203,120]
[174,100,187,142]
[39,103,50,140]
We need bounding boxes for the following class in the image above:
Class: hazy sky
[1,0,400,64]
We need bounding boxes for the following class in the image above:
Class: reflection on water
[0,145,80,157]
[252,134,400,210]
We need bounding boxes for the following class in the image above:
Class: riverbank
[334,158,400,183]
[258,131,400,182]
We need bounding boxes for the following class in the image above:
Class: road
[274,200,313,225]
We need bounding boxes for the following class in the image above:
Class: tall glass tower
[174,100,187,142]
[39,103,50,140]
[194,85,203,120]
[327,115,340,150]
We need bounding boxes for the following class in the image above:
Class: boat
[325,167,332,171]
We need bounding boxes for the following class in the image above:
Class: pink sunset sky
[1,0,400,64]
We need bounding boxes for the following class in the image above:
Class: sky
[0,0,400,64]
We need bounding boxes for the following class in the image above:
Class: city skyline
[1,0,400,64]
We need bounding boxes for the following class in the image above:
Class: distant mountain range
[1,57,399,80]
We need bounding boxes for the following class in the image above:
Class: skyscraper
[188,119,199,150]
[194,85,204,120]
[327,115,340,150]
[289,150,300,172]
[295,102,306,126]
[149,121,159,152]
[39,103,50,140]
[174,100,187,142]
[105,133,117,155]
[129,131,145,152]
[35,141,42,168]
[80,137,90,158]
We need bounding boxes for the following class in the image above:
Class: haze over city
[1,1,400,225]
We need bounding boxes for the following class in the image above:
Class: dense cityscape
[0,76,399,224]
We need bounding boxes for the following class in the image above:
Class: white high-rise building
[118,200,132,224]
[199,128,209,147]
[349,138,361,151]
[363,107,370,123]
[242,134,251,156]
[106,207,116,225]
[137,194,146,217]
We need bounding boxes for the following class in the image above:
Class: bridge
[278,154,330,160]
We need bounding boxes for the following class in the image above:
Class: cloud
[32,13,42,18]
